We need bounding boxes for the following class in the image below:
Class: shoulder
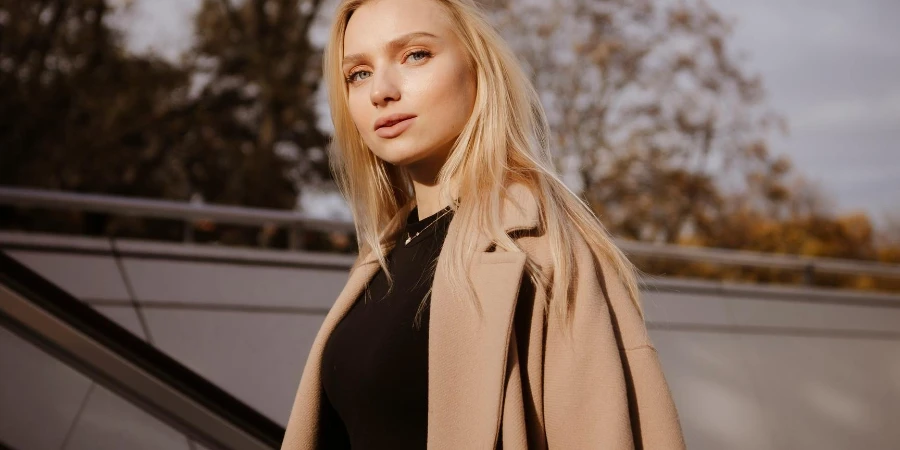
[503,183,652,350]
[500,182,590,280]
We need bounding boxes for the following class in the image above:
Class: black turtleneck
[319,204,455,449]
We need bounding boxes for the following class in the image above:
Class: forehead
[343,0,455,53]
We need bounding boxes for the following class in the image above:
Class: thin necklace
[405,207,452,245]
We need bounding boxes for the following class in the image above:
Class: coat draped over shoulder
[281,182,686,449]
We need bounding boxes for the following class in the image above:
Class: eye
[406,49,432,63]
[346,69,371,84]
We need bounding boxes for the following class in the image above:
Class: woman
[282,0,685,448]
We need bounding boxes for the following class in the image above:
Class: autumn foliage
[1,0,897,292]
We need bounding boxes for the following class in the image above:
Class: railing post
[288,225,303,250]
[803,263,815,285]
[183,221,194,244]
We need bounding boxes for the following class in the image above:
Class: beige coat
[281,183,686,449]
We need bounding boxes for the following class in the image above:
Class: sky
[704,0,900,225]
[115,0,899,224]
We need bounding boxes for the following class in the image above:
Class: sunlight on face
[342,0,476,175]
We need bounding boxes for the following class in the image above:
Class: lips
[374,113,417,139]
[374,113,417,130]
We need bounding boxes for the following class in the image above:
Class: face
[342,0,477,175]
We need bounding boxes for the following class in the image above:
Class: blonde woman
[282,0,685,448]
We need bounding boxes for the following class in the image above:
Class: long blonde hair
[324,0,644,324]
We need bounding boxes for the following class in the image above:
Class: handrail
[2,185,899,280]
[0,251,284,450]
[616,239,900,279]
[0,186,355,232]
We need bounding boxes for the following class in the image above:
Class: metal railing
[2,186,899,281]
[0,186,355,249]
[618,239,900,280]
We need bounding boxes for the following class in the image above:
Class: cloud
[706,0,900,220]
[792,89,900,133]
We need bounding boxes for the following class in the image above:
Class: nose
[369,65,401,107]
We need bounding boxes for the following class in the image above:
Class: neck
[411,179,450,220]
[404,146,457,220]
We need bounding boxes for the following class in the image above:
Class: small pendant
[405,236,412,245]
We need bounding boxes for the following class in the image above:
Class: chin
[372,142,436,167]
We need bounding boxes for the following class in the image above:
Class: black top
[319,204,455,449]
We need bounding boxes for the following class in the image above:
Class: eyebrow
[342,31,440,69]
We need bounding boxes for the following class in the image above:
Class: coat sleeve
[542,244,686,449]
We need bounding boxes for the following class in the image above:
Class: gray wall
[2,231,899,450]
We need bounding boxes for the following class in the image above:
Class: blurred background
[0,0,898,449]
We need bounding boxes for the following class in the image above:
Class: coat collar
[351,181,540,269]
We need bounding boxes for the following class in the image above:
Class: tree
[0,0,192,198]
[184,0,330,210]
[0,0,331,209]
[485,0,788,243]
[0,0,337,247]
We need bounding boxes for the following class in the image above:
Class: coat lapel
[427,182,540,449]
[427,250,528,449]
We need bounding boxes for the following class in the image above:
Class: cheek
[423,64,475,131]
[445,69,476,132]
